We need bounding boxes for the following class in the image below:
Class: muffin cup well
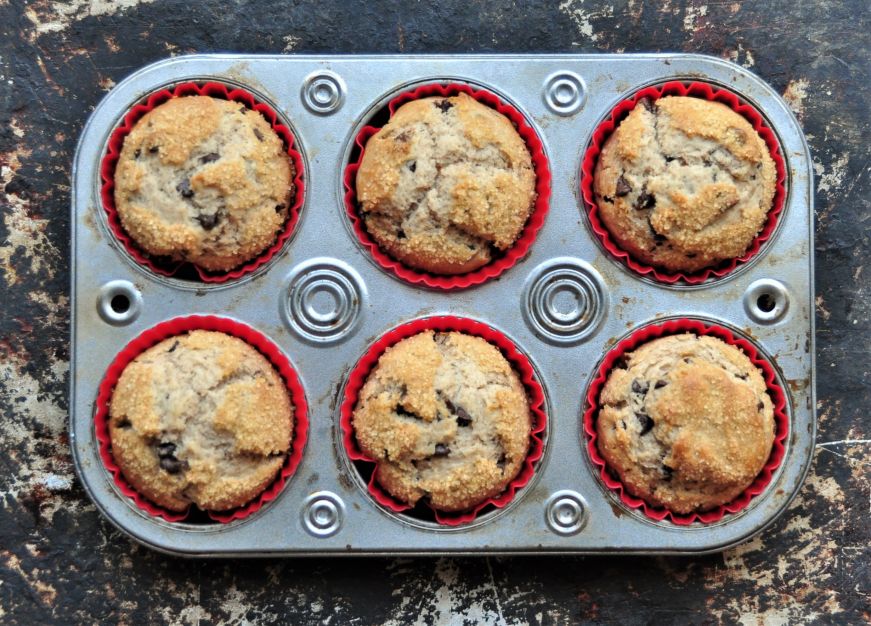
[340,316,547,526]
[583,318,789,525]
[343,82,552,290]
[580,81,788,285]
[94,316,309,523]
[100,81,306,284]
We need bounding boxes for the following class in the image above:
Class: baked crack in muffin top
[356,93,536,274]
[109,330,293,512]
[352,330,532,512]
[114,96,293,272]
[594,96,776,273]
[595,333,775,514]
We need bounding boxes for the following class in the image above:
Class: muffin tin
[70,54,815,555]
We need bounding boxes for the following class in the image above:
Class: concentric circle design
[545,490,588,535]
[282,258,366,343]
[301,491,345,537]
[301,71,346,115]
[522,258,607,344]
[97,280,142,326]
[744,278,790,324]
[543,71,586,116]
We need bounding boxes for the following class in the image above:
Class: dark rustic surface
[1,1,869,624]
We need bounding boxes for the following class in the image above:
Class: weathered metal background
[1,0,869,623]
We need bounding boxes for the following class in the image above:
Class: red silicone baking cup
[99,81,306,283]
[580,81,787,284]
[343,82,551,290]
[94,316,309,523]
[340,316,547,526]
[583,318,789,525]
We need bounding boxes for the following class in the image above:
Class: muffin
[351,330,531,511]
[114,95,293,272]
[595,333,775,514]
[355,92,536,274]
[108,330,293,512]
[593,96,776,273]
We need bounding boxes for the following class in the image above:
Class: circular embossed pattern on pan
[100,81,306,284]
[340,316,547,527]
[581,81,787,285]
[583,318,788,526]
[343,82,551,290]
[94,315,308,524]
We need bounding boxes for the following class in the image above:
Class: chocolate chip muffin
[352,330,532,512]
[593,96,776,273]
[108,330,293,512]
[595,333,775,514]
[355,92,536,274]
[114,95,293,272]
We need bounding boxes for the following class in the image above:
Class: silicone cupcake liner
[94,315,309,523]
[580,81,787,284]
[100,81,306,283]
[343,82,552,290]
[583,318,789,525]
[340,316,547,526]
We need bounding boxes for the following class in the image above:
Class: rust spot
[606,499,625,518]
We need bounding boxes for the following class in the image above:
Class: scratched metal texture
[1,0,868,624]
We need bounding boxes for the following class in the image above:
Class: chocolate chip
[196,213,219,230]
[159,457,184,474]
[683,357,693,364]
[603,195,615,204]
[613,355,629,370]
[664,155,675,163]
[176,179,194,198]
[275,204,285,213]
[434,444,450,457]
[134,148,141,159]
[635,189,656,210]
[636,412,654,435]
[200,152,220,164]
[757,400,765,411]
[455,407,472,427]
[167,340,179,353]
[654,380,668,389]
[653,233,668,245]
[148,146,159,154]
[631,379,649,394]
[157,442,176,458]
[396,228,406,240]
[115,418,131,428]
[662,464,673,481]
[615,175,631,196]
[497,453,507,469]
[435,99,454,112]
[735,372,749,380]
[253,128,264,142]
[407,160,416,172]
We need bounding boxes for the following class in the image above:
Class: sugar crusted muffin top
[594,96,776,273]
[108,330,293,512]
[351,330,532,512]
[114,95,293,272]
[595,333,775,514]
[356,93,536,275]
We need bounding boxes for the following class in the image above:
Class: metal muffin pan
[70,54,815,556]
